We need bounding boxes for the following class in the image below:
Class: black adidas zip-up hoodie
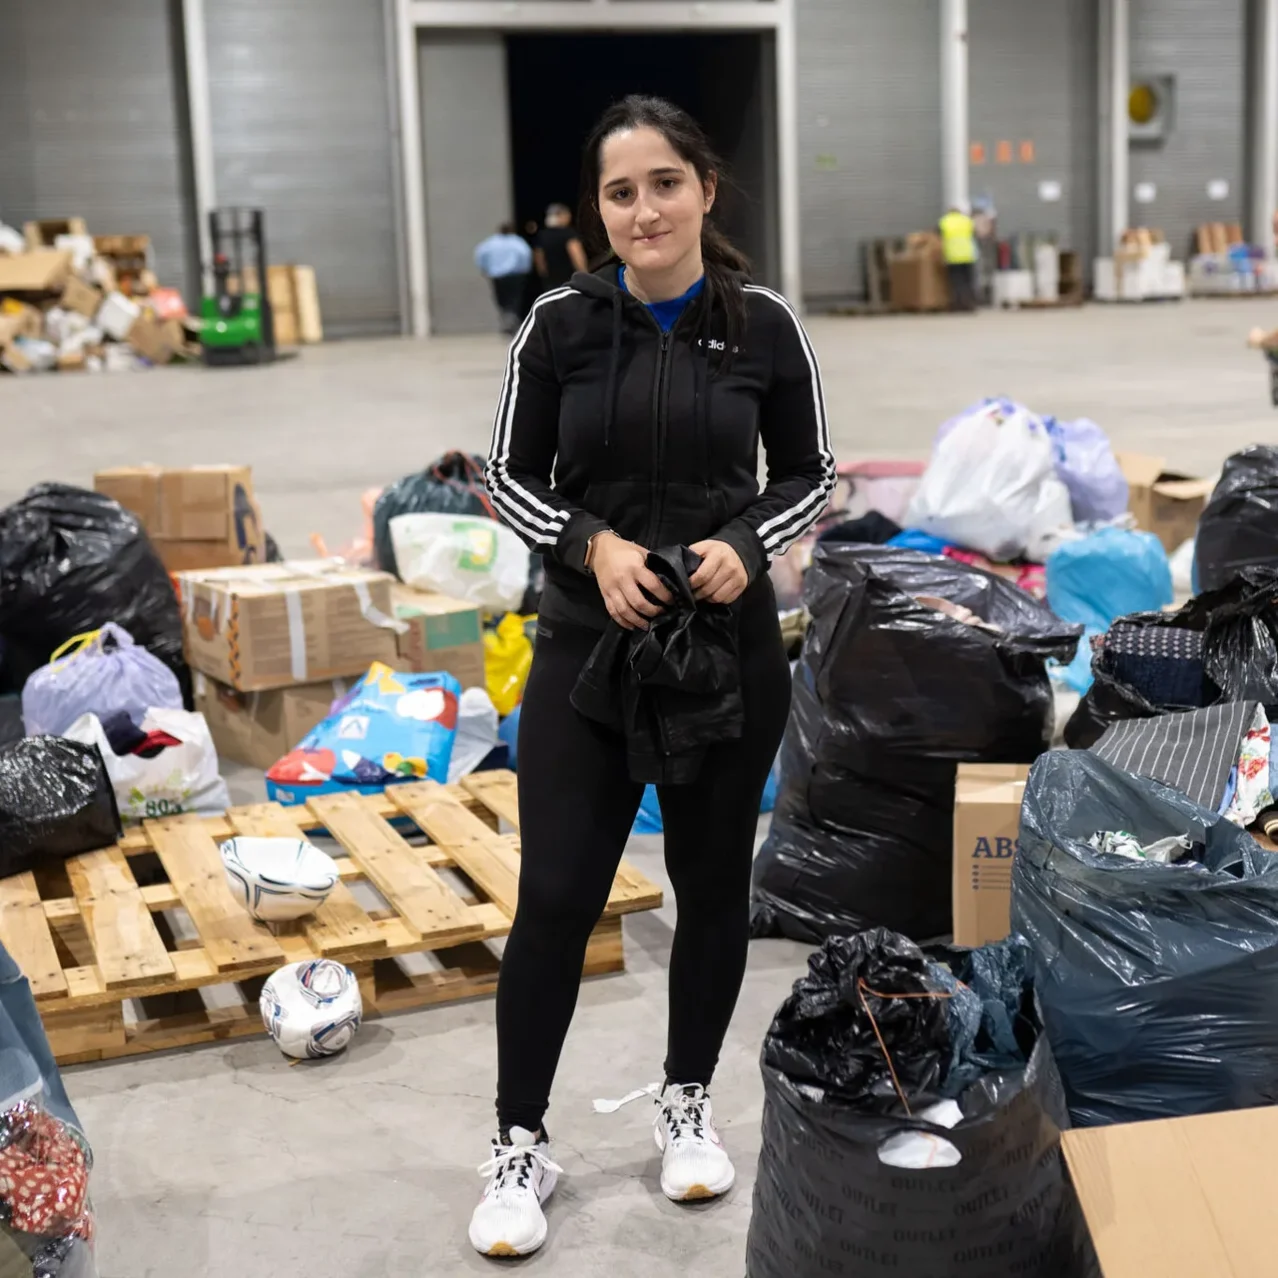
[485,265,836,630]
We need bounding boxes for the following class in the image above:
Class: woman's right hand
[590,533,672,629]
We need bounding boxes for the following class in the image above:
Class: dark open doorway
[505,32,779,287]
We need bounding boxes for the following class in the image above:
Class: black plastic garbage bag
[762,930,952,1109]
[1065,568,1278,748]
[0,485,186,698]
[1196,445,1278,592]
[0,737,120,878]
[373,451,496,578]
[1013,748,1278,1127]
[748,930,1095,1278]
[751,544,1080,943]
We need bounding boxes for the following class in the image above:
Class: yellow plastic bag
[484,613,535,717]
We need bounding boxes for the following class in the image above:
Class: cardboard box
[177,561,402,692]
[23,218,87,251]
[952,763,1030,948]
[390,583,486,689]
[1062,1105,1278,1277]
[0,300,43,339]
[0,248,72,295]
[56,350,87,372]
[889,253,950,311]
[95,464,267,572]
[59,275,102,320]
[1116,453,1215,552]
[127,314,182,365]
[292,265,323,342]
[195,672,349,770]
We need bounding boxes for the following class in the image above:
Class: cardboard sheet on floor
[1062,1105,1278,1277]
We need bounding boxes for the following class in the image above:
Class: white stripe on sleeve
[485,286,577,546]
[743,285,837,555]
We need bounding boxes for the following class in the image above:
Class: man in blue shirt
[475,223,534,335]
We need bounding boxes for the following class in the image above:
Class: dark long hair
[578,95,750,353]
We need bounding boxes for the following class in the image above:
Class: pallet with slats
[0,771,662,1065]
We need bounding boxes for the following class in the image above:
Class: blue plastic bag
[1047,528,1172,693]
[266,663,461,806]
[1044,417,1129,524]
[21,622,182,737]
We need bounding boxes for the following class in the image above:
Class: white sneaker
[468,1126,561,1258]
[653,1083,735,1202]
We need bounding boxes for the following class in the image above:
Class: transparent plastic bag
[390,514,530,612]
[21,625,182,738]
[0,940,98,1277]
[63,708,230,822]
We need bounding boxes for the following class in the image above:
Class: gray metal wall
[206,0,404,338]
[0,0,197,301]
[796,0,942,304]
[418,32,514,336]
[969,0,1098,268]
[1130,0,1247,255]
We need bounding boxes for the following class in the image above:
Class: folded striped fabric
[1091,700,1259,810]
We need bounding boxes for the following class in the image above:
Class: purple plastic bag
[1044,416,1129,524]
[21,622,183,737]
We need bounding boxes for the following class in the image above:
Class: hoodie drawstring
[697,296,714,486]
[603,291,624,448]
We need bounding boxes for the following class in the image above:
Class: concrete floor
[6,299,1277,1277]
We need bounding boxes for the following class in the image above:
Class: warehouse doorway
[417,28,779,334]
[506,32,779,289]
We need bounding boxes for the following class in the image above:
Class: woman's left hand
[689,540,749,604]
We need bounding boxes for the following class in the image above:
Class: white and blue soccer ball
[260,959,363,1060]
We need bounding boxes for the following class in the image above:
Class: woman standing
[474,95,835,1258]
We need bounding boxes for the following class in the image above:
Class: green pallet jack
[200,208,276,367]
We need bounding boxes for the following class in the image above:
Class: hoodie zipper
[645,331,672,548]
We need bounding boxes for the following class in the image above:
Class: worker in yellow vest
[939,206,978,312]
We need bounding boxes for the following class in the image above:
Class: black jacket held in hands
[485,265,837,631]
[571,545,743,784]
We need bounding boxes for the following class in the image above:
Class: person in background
[475,223,534,335]
[939,204,978,312]
[534,203,588,291]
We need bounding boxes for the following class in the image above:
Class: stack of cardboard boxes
[182,565,485,771]
[1094,228,1187,302]
[94,464,485,772]
[0,216,198,373]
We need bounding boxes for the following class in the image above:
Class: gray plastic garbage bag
[751,544,1080,943]
[1013,748,1278,1127]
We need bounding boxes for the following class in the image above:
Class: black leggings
[496,598,791,1133]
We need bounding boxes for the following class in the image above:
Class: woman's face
[597,125,715,276]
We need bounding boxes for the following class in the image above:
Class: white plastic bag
[390,513,530,611]
[64,708,231,822]
[907,403,1073,560]
[447,687,500,783]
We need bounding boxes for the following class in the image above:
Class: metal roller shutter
[969,0,1098,269]
[0,0,197,302]
[205,0,403,338]
[796,0,942,304]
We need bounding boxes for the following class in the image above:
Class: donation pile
[0,215,196,374]
[747,929,1095,1278]
[751,543,1080,942]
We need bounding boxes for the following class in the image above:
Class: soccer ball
[259,959,363,1060]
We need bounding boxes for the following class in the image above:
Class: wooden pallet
[0,772,662,1065]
